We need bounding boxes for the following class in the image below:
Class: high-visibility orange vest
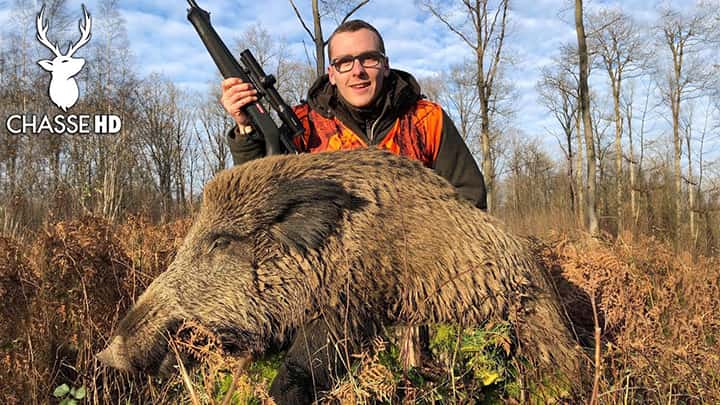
[292,100,444,167]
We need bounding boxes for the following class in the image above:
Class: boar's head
[98,154,369,374]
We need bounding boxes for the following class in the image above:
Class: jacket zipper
[368,112,383,143]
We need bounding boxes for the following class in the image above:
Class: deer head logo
[36,5,92,111]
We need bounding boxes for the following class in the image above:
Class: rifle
[186,0,301,155]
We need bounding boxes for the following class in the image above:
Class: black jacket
[226,69,487,210]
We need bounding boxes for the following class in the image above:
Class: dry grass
[0,235,41,402]
[0,215,718,404]
[0,216,194,404]
[325,337,398,404]
[116,214,192,288]
[538,231,720,404]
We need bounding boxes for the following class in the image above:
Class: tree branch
[424,2,476,50]
[288,0,316,42]
[340,0,369,24]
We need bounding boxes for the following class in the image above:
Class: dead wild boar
[98,148,580,403]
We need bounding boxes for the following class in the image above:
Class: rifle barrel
[186,0,284,155]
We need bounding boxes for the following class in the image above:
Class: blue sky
[1,0,714,162]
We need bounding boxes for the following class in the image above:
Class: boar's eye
[208,235,232,254]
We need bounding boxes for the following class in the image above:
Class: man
[221,20,487,210]
[220,20,487,403]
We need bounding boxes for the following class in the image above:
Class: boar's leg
[269,314,373,404]
[269,318,344,404]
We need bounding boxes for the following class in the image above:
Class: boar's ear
[267,178,367,253]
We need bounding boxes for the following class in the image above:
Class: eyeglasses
[330,51,386,73]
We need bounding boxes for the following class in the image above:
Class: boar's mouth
[98,318,183,375]
[99,322,268,377]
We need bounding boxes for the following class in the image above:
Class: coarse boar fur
[98,148,581,403]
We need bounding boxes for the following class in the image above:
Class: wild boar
[99,148,580,403]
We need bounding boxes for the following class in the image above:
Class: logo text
[5,114,122,135]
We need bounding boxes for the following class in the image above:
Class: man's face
[328,28,390,108]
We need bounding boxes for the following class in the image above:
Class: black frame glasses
[330,51,386,73]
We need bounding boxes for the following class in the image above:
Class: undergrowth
[1,216,718,404]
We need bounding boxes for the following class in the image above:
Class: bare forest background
[1,0,720,256]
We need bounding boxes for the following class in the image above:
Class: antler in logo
[36,5,92,111]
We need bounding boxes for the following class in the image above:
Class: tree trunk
[612,78,623,233]
[635,85,651,230]
[686,133,695,250]
[626,101,637,234]
[480,105,494,213]
[575,108,585,226]
[312,0,324,77]
[51,139,61,192]
[566,124,576,215]
[575,0,599,235]
[7,142,17,194]
[672,90,682,242]
[102,156,122,222]
[425,0,507,215]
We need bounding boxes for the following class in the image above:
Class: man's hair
[327,20,386,60]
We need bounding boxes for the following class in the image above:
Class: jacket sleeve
[227,125,266,165]
[432,110,488,210]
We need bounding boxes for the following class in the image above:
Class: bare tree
[432,60,512,186]
[685,97,719,252]
[85,0,137,222]
[6,0,72,198]
[439,61,481,142]
[592,95,614,220]
[624,91,637,228]
[278,60,317,104]
[237,23,280,69]
[697,98,720,253]
[416,74,444,104]
[552,44,587,226]
[194,84,232,174]
[683,107,698,247]
[655,4,718,241]
[588,8,645,232]
[236,24,316,105]
[134,76,189,219]
[423,0,510,213]
[288,0,369,77]
[538,63,578,216]
[0,0,70,231]
[574,0,600,235]
[505,133,557,215]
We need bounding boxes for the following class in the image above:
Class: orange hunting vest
[292,100,444,167]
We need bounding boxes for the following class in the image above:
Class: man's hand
[221,78,259,128]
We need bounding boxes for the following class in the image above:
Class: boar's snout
[97,336,133,372]
[98,334,180,376]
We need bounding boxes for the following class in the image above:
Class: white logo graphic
[36,4,92,111]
